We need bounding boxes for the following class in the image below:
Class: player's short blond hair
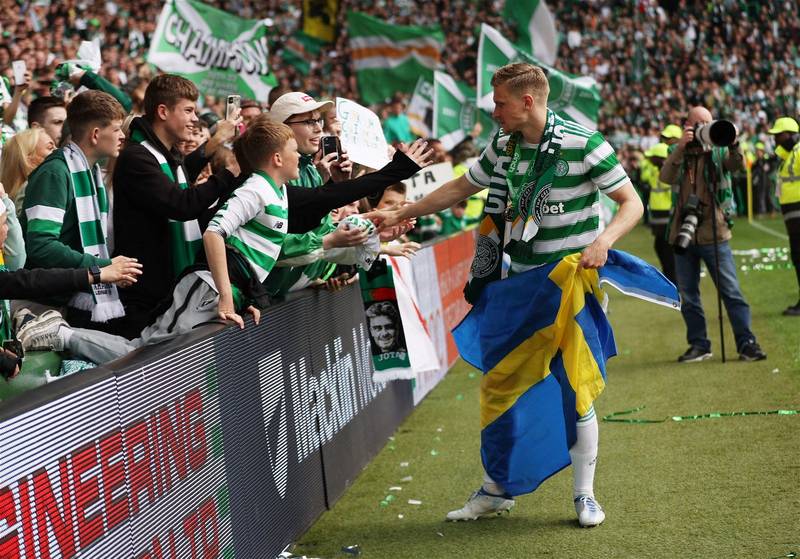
[491,63,549,103]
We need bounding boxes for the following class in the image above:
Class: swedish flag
[453,250,679,496]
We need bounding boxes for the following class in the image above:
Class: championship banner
[302,0,338,43]
[359,258,412,381]
[336,97,390,170]
[147,0,277,100]
[347,11,445,105]
[476,23,600,129]
[407,76,433,138]
[403,161,455,203]
[433,70,498,151]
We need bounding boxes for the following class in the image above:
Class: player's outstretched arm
[368,174,482,228]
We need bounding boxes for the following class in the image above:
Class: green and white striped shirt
[466,122,628,271]
[207,171,288,282]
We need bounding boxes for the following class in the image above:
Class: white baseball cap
[267,92,334,124]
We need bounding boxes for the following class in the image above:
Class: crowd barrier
[0,229,476,559]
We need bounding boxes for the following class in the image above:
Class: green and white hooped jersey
[207,171,288,282]
[466,122,629,272]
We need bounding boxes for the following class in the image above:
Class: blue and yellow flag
[453,250,679,496]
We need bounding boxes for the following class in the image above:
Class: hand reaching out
[381,241,421,259]
[379,218,416,242]
[397,139,433,168]
[100,256,143,287]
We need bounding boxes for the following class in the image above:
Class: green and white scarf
[464,109,564,304]
[63,142,125,322]
[130,129,202,278]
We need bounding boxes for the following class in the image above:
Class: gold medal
[502,202,515,222]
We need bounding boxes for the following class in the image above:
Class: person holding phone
[2,62,32,131]
[263,91,424,298]
[111,74,243,338]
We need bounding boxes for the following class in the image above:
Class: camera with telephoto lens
[674,194,703,254]
[693,119,738,148]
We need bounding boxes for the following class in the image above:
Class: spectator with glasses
[264,92,365,297]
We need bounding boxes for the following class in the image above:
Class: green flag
[433,71,498,151]
[147,0,277,99]
[278,30,326,76]
[406,76,433,137]
[347,11,444,105]
[502,0,558,64]
[477,23,600,129]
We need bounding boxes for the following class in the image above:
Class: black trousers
[783,202,800,295]
[650,211,676,285]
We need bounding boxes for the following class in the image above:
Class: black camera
[693,119,738,148]
[674,194,703,254]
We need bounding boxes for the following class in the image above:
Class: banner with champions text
[147,0,278,99]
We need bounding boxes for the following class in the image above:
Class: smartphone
[11,60,26,86]
[226,95,241,120]
[321,135,340,160]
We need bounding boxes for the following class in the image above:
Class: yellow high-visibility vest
[646,164,672,212]
[777,143,800,205]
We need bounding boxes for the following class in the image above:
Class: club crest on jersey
[471,235,501,278]
[555,159,569,177]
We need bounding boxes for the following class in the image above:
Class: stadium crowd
[0,0,797,382]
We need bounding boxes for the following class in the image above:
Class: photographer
[660,106,766,363]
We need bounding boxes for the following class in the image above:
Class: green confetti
[430,449,439,456]
[456,394,464,401]
[468,372,477,379]
[603,405,800,424]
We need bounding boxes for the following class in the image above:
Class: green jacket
[21,150,112,272]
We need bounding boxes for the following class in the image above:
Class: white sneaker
[12,307,35,333]
[17,310,67,352]
[445,489,515,521]
[574,495,605,527]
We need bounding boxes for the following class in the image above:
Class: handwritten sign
[337,97,390,170]
[402,162,454,202]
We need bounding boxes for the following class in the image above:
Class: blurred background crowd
[2,1,798,219]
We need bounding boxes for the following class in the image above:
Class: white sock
[482,471,508,497]
[569,407,598,500]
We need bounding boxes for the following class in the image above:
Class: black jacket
[285,149,421,233]
[0,268,90,300]
[201,149,423,235]
[112,117,237,321]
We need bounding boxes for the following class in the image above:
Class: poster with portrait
[359,258,412,381]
